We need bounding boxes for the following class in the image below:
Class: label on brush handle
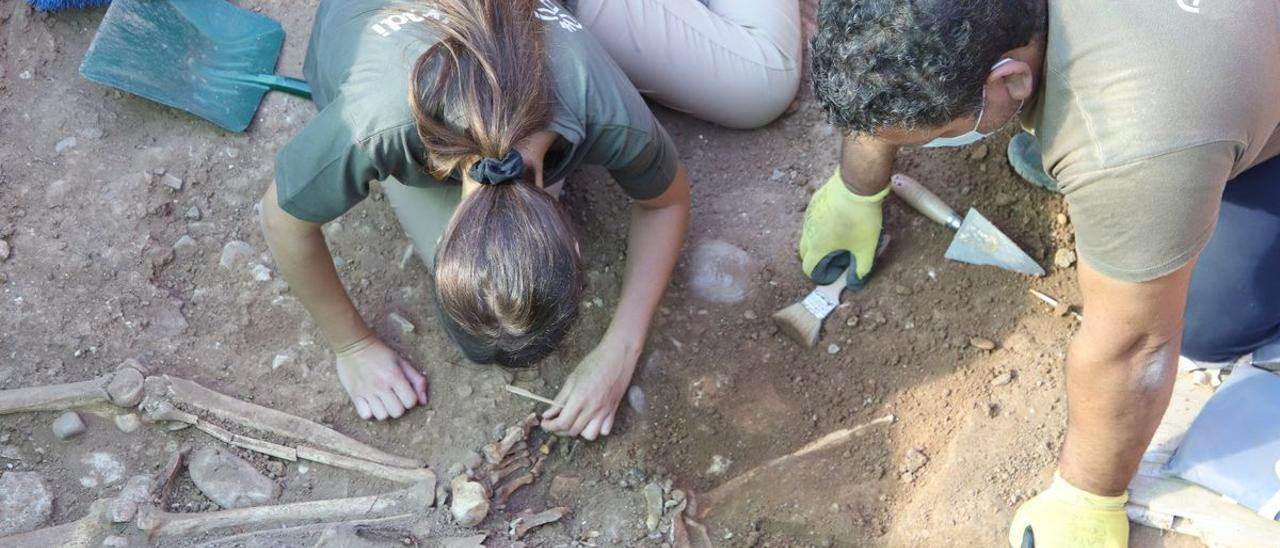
[801,292,838,320]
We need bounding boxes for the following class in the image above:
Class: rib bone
[493,472,534,510]
[148,375,422,468]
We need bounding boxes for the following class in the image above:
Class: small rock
[991,372,1014,387]
[970,143,990,161]
[270,354,293,370]
[893,284,912,296]
[768,169,785,182]
[189,446,278,509]
[54,136,77,154]
[185,206,202,221]
[1054,248,1077,269]
[627,385,648,414]
[1055,213,1069,226]
[827,344,841,355]
[173,235,198,251]
[1053,302,1071,317]
[0,472,54,536]
[903,448,929,473]
[1190,370,1210,386]
[219,241,255,270]
[159,173,184,191]
[0,239,9,261]
[250,264,272,282]
[79,127,105,140]
[107,499,137,523]
[114,413,142,433]
[706,455,732,477]
[52,411,87,440]
[642,482,664,531]
[993,193,1016,207]
[969,337,997,351]
[743,310,757,320]
[101,535,129,548]
[388,312,416,334]
[450,475,490,527]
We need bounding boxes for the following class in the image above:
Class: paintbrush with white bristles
[773,269,850,347]
[773,238,890,347]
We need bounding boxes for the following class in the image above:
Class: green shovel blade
[80,0,311,132]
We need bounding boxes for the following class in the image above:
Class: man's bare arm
[1060,257,1197,495]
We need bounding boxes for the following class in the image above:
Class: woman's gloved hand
[799,168,889,288]
[1008,474,1129,548]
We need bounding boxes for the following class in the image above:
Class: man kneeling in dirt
[803,1,1280,546]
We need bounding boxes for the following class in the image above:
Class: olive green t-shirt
[1027,0,1280,282]
[274,0,679,223]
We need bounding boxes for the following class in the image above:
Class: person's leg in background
[381,177,462,270]
[1181,155,1280,362]
[573,0,801,129]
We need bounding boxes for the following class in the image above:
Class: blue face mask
[922,58,1020,148]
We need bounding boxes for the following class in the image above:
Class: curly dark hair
[812,0,1045,135]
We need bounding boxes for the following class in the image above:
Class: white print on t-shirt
[370,9,446,37]
[1176,0,1201,14]
[534,0,583,32]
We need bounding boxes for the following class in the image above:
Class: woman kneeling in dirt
[260,0,690,440]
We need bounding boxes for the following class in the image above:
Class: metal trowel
[890,173,1045,277]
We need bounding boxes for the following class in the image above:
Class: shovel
[890,173,1045,277]
[79,0,312,133]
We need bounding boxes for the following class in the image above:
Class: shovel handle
[890,174,963,231]
[255,75,313,100]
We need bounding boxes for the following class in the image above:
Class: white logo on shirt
[370,9,447,37]
[1176,0,1201,14]
[534,0,583,32]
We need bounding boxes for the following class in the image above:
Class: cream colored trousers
[574,0,802,129]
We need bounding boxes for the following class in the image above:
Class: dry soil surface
[0,1,1202,546]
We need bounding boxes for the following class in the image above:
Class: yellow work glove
[1009,474,1129,548]
[799,168,889,288]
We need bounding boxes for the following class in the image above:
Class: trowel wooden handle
[890,174,963,231]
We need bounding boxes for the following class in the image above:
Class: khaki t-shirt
[1028,0,1280,282]
[274,0,679,224]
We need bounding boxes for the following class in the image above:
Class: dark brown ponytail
[408,0,582,366]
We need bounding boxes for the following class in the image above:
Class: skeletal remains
[0,359,570,545]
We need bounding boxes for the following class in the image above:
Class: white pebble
[827,344,841,355]
[388,312,415,334]
[270,354,292,370]
[113,414,141,434]
[626,385,648,415]
[250,264,272,282]
[54,137,77,154]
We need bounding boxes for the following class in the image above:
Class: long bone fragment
[135,480,436,538]
[0,366,144,414]
[147,375,422,468]
[195,515,419,548]
[297,445,437,485]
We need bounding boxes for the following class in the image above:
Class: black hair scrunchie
[468,150,525,186]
